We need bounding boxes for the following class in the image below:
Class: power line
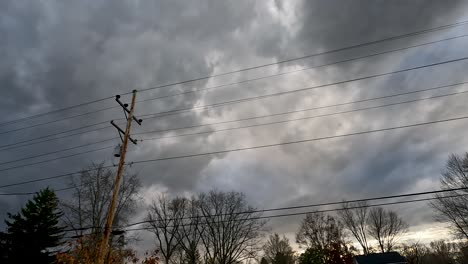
[4,56,465,153]
[2,19,467,128]
[0,97,113,127]
[15,32,468,137]
[130,57,468,122]
[139,90,468,142]
[134,34,468,107]
[73,193,465,233]
[0,83,468,172]
[0,145,115,173]
[130,114,468,165]
[2,81,463,168]
[3,34,468,138]
[3,85,465,172]
[0,165,115,189]
[0,138,117,166]
[1,110,467,188]
[122,188,468,228]
[0,123,114,152]
[0,186,76,196]
[122,195,460,232]
[0,105,118,135]
[0,120,110,150]
[135,82,468,138]
[137,19,468,94]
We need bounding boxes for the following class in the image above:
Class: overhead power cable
[135,82,468,138]
[0,146,115,173]
[136,19,468,93]
[0,124,114,152]
[3,34,468,137]
[129,114,468,165]
[0,106,468,188]
[130,57,468,122]
[1,19,467,128]
[0,138,118,166]
[0,120,110,150]
[122,195,464,232]
[2,84,466,172]
[122,188,468,228]
[0,105,118,136]
[3,56,465,153]
[3,113,465,189]
[0,97,113,127]
[135,34,468,107]
[0,186,76,196]
[67,192,465,233]
[0,165,115,189]
[139,89,468,142]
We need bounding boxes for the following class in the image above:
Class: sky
[1,0,468,252]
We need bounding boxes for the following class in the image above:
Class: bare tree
[61,162,141,240]
[263,233,294,264]
[431,153,468,239]
[400,241,428,264]
[367,207,408,253]
[146,195,187,264]
[197,190,266,264]
[174,197,204,264]
[428,240,458,263]
[338,201,370,254]
[296,212,345,251]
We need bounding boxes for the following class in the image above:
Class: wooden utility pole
[97,90,141,264]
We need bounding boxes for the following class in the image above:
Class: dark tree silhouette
[146,195,187,264]
[0,188,63,264]
[338,201,370,254]
[198,190,266,264]
[367,207,408,253]
[296,212,352,263]
[431,153,468,239]
[263,233,295,264]
[61,163,140,248]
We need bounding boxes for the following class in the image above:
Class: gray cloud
[1,0,468,249]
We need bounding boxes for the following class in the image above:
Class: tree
[56,237,160,264]
[0,188,63,263]
[338,202,370,254]
[298,243,353,264]
[173,197,203,264]
[367,207,408,253]
[296,212,352,263]
[298,248,324,264]
[197,190,267,264]
[263,233,294,264]
[400,241,428,264]
[428,240,457,263]
[61,162,141,259]
[146,195,187,264]
[431,153,468,239]
[296,212,345,251]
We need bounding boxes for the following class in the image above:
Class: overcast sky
[2,0,468,251]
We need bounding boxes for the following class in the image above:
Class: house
[353,252,407,264]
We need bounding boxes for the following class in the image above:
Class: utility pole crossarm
[110,120,138,145]
[115,95,143,125]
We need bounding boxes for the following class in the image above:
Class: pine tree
[1,188,64,263]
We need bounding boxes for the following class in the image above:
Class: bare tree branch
[431,153,468,240]
[338,201,370,254]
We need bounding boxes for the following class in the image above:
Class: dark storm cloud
[0,0,267,214]
[1,0,468,246]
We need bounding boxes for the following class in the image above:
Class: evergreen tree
[1,188,64,263]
